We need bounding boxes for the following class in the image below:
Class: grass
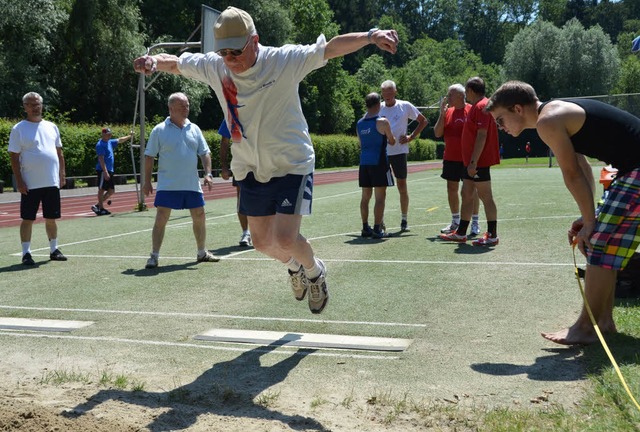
[2,164,640,430]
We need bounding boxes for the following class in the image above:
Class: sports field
[0,163,637,431]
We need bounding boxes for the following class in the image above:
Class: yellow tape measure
[572,245,640,411]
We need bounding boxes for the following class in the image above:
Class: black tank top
[538,98,640,175]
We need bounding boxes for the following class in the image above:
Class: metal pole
[137,73,147,211]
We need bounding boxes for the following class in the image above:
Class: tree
[503,19,620,99]
[0,0,67,117]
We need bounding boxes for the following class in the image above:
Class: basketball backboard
[201,5,221,53]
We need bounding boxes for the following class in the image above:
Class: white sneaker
[471,223,481,236]
[289,266,306,301]
[440,222,459,234]
[306,259,329,314]
[239,232,252,247]
[145,255,158,269]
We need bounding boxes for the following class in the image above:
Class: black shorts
[359,164,395,188]
[388,154,408,180]
[21,186,61,220]
[97,171,116,191]
[463,166,492,182]
[441,160,466,182]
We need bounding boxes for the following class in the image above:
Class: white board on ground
[194,328,412,352]
[0,317,94,332]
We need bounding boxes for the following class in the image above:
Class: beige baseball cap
[213,7,255,52]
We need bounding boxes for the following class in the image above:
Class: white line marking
[0,305,427,328]
[0,331,399,360]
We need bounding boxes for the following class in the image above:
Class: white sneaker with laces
[145,255,158,269]
[440,222,459,234]
[306,259,329,314]
[471,223,481,236]
[289,266,306,301]
[239,232,252,247]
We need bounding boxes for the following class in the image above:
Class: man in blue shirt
[357,92,396,238]
[92,127,132,216]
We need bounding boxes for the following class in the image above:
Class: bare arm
[467,129,488,177]
[98,155,110,180]
[200,152,213,191]
[10,152,27,194]
[403,113,428,144]
[57,147,66,188]
[219,137,232,181]
[133,53,181,76]
[377,118,396,145]
[433,98,448,138]
[143,156,155,196]
[324,30,398,60]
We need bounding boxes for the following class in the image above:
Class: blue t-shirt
[357,116,387,166]
[145,117,210,192]
[95,138,118,172]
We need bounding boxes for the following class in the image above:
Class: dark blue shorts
[154,190,205,210]
[359,164,394,188]
[388,154,408,179]
[21,187,61,220]
[441,160,466,182]
[237,172,313,216]
[97,171,116,191]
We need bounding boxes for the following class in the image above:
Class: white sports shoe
[471,222,481,236]
[289,266,306,301]
[306,259,329,314]
[145,255,158,269]
[239,232,252,247]
[440,222,459,234]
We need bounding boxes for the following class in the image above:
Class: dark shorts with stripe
[97,171,116,191]
[237,172,312,216]
[359,164,395,188]
[441,160,466,182]
[462,166,492,182]
[21,186,61,220]
[388,154,408,179]
[154,190,205,210]
[588,168,640,270]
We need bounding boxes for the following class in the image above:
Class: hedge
[1,119,438,185]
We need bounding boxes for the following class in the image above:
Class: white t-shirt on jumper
[379,100,421,156]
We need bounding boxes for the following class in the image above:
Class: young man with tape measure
[487,80,640,345]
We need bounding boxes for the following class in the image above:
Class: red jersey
[443,104,471,162]
[461,97,500,167]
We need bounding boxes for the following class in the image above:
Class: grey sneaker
[400,220,410,232]
[306,259,328,314]
[145,255,158,269]
[197,251,220,262]
[239,232,252,247]
[471,222,481,236]
[289,266,306,301]
[441,222,459,234]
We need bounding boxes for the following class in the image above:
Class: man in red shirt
[440,77,500,246]
[434,83,480,235]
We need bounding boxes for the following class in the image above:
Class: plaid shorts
[588,168,640,270]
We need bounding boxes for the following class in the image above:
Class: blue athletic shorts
[154,190,205,210]
[238,172,313,216]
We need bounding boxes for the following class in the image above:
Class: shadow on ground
[63,336,327,431]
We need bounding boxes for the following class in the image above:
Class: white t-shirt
[8,119,62,189]
[379,100,421,156]
[178,35,328,183]
[145,118,210,192]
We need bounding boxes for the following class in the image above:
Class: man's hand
[103,171,111,181]
[204,174,214,191]
[221,168,231,181]
[371,30,399,54]
[133,55,157,76]
[142,182,153,197]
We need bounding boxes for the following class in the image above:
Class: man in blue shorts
[92,127,132,216]
[134,6,399,313]
[357,93,396,239]
[218,121,251,247]
[143,92,219,269]
[9,92,67,265]
[487,80,640,345]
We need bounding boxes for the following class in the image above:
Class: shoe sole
[310,296,328,314]
[472,240,499,246]
[439,236,467,242]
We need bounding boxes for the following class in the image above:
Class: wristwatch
[206,172,213,178]
[367,28,379,43]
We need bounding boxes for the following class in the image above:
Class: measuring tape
[572,245,640,411]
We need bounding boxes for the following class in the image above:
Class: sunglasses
[216,37,251,58]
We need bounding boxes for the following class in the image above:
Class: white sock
[243,229,250,235]
[151,251,159,258]
[49,239,58,253]
[22,242,31,255]
[304,258,322,280]
[452,213,460,224]
[285,257,301,272]
[401,214,408,222]
[197,249,206,258]
[472,214,479,224]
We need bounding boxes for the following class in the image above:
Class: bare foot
[541,327,599,346]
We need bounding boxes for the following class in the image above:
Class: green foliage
[503,19,620,100]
